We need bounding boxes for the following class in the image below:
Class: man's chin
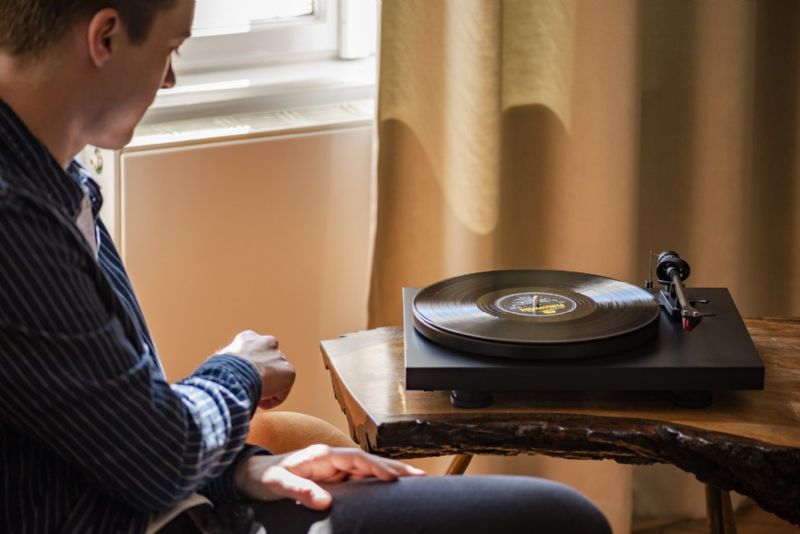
[88,131,135,151]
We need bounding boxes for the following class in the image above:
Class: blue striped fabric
[0,98,265,533]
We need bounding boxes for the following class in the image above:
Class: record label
[493,292,577,317]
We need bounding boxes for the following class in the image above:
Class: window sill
[140,56,376,126]
[127,57,376,150]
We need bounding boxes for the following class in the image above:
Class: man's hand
[221,330,296,409]
[234,445,427,509]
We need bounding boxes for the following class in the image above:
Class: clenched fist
[221,330,296,409]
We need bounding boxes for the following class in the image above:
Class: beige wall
[117,126,373,428]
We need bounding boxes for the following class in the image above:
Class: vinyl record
[412,270,660,360]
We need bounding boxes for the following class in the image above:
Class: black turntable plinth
[403,286,764,408]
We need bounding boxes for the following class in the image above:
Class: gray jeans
[247,475,611,534]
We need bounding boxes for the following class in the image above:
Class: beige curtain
[368,0,799,531]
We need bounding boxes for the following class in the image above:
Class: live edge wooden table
[321,318,800,534]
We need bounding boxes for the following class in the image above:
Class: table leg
[445,455,473,475]
[705,484,737,534]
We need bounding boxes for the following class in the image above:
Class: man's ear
[86,8,124,67]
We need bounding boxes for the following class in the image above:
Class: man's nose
[161,61,176,89]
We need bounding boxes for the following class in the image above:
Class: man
[0,1,612,533]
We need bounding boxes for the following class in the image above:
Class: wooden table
[321,318,800,531]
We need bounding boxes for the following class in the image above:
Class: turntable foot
[450,390,492,408]
[670,390,712,408]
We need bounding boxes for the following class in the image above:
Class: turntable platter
[412,270,660,360]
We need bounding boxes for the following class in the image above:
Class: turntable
[404,251,764,408]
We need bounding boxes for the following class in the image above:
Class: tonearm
[649,250,713,332]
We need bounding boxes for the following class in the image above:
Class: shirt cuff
[200,354,263,418]
[198,444,272,504]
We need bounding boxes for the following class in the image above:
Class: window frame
[173,0,339,75]
[145,0,378,124]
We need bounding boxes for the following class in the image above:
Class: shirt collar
[0,97,84,219]
[67,160,104,217]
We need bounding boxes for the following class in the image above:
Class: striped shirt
[0,98,264,533]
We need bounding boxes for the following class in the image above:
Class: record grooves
[412,270,660,360]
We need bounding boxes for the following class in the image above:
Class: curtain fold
[369,0,799,531]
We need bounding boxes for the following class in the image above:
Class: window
[147,0,377,124]
[172,0,377,74]
[192,0,316,37]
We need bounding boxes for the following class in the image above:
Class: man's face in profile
[88,0,194,149]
